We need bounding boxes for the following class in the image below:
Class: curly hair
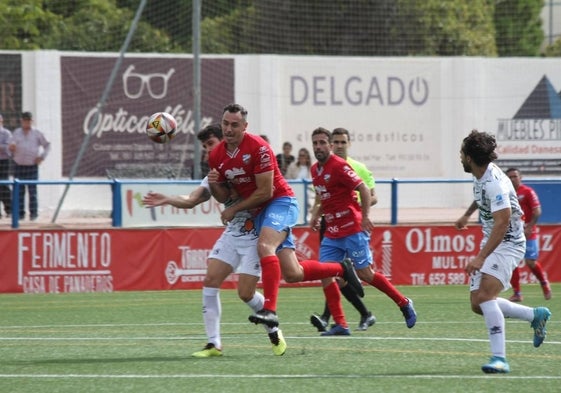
[461,129,498,166]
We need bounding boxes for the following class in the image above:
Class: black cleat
[248,309,279,328]
[341,258,364,297]
[310,313,328,332]
[356,312,376,331]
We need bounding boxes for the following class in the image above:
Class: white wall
[16,52,561,219]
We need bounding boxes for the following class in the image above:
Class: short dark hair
[505,167,520,175]
[222,103,248,120]
[461,129,498,166]
[197,123,223,142]
[311,127,332,142]
[332,127,350,139]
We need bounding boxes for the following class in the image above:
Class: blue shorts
[525,238,539,260]
[319,231,373,270]
[255,196,299,250]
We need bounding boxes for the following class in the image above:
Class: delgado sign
[0,225,559,293]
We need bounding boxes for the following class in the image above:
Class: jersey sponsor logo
[224,167,246,180]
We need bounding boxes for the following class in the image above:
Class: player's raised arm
[142,185,211,209]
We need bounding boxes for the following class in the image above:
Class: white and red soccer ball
[146,112,177,143]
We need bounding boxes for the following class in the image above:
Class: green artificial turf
[1,284,559,393]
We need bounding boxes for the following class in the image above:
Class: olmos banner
[0,225,559,294]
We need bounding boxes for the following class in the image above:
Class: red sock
[324,281,347,328]
[300,260,343,281]
[260,255,280,312]
[510,267,521,293]
[529,262,547,284]
[370,272,408,307]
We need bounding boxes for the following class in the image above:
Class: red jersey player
[506,168,551,301]
[309,127,416,336]
[207,104,362,332]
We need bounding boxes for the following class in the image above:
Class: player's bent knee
[282,268,304,283]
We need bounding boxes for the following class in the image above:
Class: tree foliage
[0,0,178,52]
[494,0,544,56]
[0,0,552,57]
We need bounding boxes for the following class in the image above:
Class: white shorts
[469,241,525,292]
[208,212,260,278]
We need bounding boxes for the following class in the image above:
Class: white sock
[245,291,265,312]
[496,297,534,321]
[202,287,221,349]
[245,292,277,333]
[480,300,506,359]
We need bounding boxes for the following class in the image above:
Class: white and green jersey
[473,163,525,246]
[200,176,257,241]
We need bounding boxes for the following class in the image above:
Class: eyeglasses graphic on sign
[122,65,176,99]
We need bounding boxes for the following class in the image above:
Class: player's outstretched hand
[142,192,167,207]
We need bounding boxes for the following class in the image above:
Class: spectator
[276,141,295,176]
[285,148,312,180]
[0,114,12,218]
[9,112,50,221]
[259,134,270,144]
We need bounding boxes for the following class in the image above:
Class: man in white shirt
[0,114,12,218]
[8,112,50,221]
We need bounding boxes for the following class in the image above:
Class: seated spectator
[286,148,312,180]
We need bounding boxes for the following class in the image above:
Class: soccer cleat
[269,329,287,356]
[320,324,351,336]
[531,307,551,348]
[356,312,376,331]
[310,313,328,332]
[542,282,552,300]
[192,343,223,358]
[248,309,279,328]
[400,298,417,328]
[341,258,364,298]
[481,356,510,374]
[508,293,523,302]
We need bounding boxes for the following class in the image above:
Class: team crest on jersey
[323,174,331,182]
[242,154,251,165]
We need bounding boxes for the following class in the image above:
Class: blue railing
[3,177,560,228]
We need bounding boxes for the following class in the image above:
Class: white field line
[0,373,561,380]
[0,335,559,346]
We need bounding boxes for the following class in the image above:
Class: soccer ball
[146,112,177,143]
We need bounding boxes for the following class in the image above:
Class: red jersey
[517,184,541,240]
[208,133,294,205]
[312,153,364,238]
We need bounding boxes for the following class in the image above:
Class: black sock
[340,284,369,316]
[321,301,331,322]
